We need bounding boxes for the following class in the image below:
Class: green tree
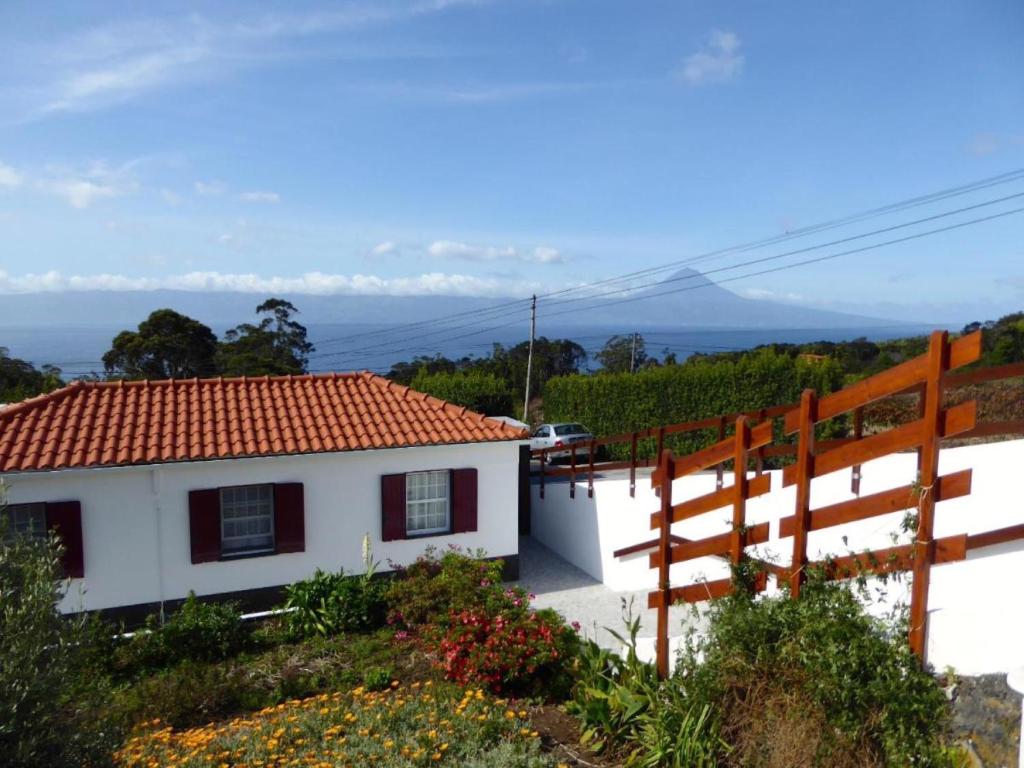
[218,298,315,376]
[103,309,219,380]
[410,369,514,416]
[0,350,63,402]
[596,334,646,373]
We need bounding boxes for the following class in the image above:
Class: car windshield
[554,424,587,436]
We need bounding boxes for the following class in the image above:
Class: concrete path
[513,536,702,655]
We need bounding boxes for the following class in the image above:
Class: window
[554,424,587,436]
[532,426,550,438]
[405,470,450,535]
[219,484,274,555]
[3,502,47,544]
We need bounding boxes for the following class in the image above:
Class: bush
[0,505,120,766]
[678,578,956,767]
[284,569,388,637]
[431,607,577,696]
[410,369,514,417]
[543,349,844,460]
[568,605,721,767]
[119,592,252,673]
[385,546,508,629]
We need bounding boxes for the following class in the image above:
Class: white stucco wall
[532,439,1024,674]
[2,440,522,614]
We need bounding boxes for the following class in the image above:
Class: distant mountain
[0,268,898,330]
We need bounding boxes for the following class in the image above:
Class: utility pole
[522,294,537,422]
[630,332,638,373]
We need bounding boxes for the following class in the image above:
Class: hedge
[410,369,514,417]
[542,349,845,460]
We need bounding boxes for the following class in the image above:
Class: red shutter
[188,489,222,563]
[451,468,478,534]
[381,473,407,541]
[274,483,305,554]
[45,501,84,578]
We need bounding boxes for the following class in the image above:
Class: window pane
[220,484,274,554]
[3,503,47,544]
[405,470,450,534]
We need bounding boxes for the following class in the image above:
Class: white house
[0,373,527,619]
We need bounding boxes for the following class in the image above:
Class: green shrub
[385,546,508,629]
[284,568,388,637]
[119,592,252,673]
[543,349,845,460]
[677,578,956,767]
[568,604,721,767]
[410,368,514,416]
[0,505,120,766]
[362,665,393,691]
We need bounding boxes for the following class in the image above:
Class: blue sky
[0,0,1022,320]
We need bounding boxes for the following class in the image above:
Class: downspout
[151,468,167,623]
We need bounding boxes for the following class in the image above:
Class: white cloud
[427,240,565,264]
[965,132,1024,157]
[25,3,485,117]
[194,179,226,196]
[36,160,138,208]
[0,269,533,298]
[741,287,805,303]
[676,30,744,86]
[239,190,280,203]
[0,161,23,188]
[371,240,398,256]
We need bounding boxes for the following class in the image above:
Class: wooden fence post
[569,444,577,499]
[851,406,864,495]
[539,451,545,499]
[755,408,767,477]
[630,432,638,498]
[716,416,727,490]
[790,388,818,599]
[730,416,751,566]
[656,449,675,679]
[908,331,949,659]
[588,439,595,498]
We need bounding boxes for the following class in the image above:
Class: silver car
[530,422,595,459]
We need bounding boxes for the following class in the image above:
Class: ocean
[0,322,935,379]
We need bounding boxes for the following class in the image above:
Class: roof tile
[0,372,525,473]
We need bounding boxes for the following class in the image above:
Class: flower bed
[115,681,561,767]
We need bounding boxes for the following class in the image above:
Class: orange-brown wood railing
[609,330,1024,677]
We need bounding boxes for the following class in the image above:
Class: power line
[536,205,1024,322]
[538,190,1024,312]
[307,168,1024,357]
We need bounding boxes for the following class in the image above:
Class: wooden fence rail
[608,330,1024,676]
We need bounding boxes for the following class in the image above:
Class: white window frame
[220,484,275,556]
[3,502,47,544]
[405,470,451,536]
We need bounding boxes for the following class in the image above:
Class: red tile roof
[0,373,526,473]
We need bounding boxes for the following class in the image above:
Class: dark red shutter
[45,501,84,578]
[274,483,305,554]
[451,468,478,534]
[381,473,407,541]
[188,489,222,563]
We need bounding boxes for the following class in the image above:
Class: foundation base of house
[73,553,520,628]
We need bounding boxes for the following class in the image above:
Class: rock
[949,674,1022,768]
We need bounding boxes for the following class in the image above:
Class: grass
[115,681,562,767]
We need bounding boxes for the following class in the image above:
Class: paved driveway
[513,536,703,656]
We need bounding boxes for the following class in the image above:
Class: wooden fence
[602,331,1024,677]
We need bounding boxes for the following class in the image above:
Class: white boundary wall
[532,439,1024,675]
[3,440,522,614]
